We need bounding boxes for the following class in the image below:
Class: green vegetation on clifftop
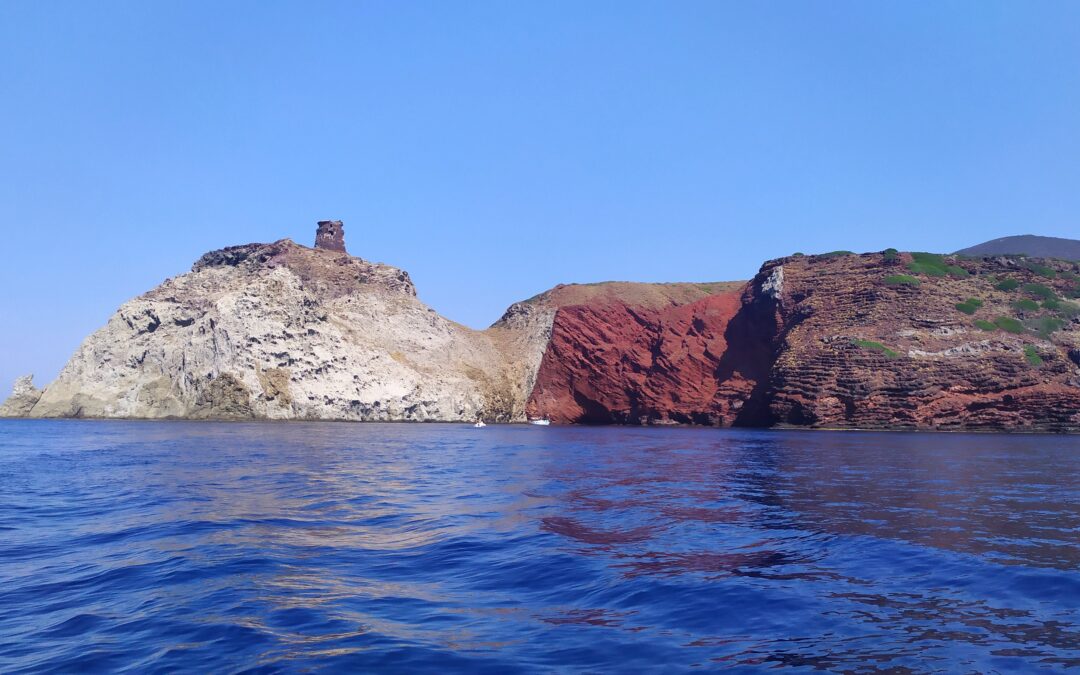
[907,252,969,278]
[955,298,983,315]
[852,339,899,359]
[994,317,1025,334]
[884,274,921,287]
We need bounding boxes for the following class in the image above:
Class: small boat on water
[473,421,486,428]
[528,419,551,426]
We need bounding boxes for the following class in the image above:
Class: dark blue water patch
[0,420,1078,672]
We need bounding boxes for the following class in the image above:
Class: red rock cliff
[761,252,1080,431]
[525,281,771,425]
[526,252,1080,431]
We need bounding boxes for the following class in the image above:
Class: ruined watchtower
[315,220,347,253]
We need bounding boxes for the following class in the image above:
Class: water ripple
[0,420,1078,672]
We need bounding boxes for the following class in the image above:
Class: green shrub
[1045,317,1066,334]
[852,339,899,358]
[821,250,854,258]
[1023,345,1044,366]
[1042,298,1061,311]
[1022,283,1057,300]
[1055,300,1080,318]
[906,252,968,278]
[1024,262,1057,279]
[884,274,921,287]
[906,252,947,276]
[973,319,996,331]
[955,298,983,315]
[1027,316,1065,338]
[792,252,805,257]
[994,278,1020,291]
[1013,299,1039,312]
[994,316,1025,334]
[883,248,899,261]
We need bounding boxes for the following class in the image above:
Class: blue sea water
[0,421,1078,673]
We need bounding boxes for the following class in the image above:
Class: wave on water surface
[0,421,1078,672]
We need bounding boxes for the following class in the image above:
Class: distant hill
[955,235,1080,261]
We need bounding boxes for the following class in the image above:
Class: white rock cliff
[7,224,555,422]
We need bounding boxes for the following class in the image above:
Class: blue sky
[2,1,1079,389]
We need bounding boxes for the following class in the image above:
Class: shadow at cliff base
[714,281,784,428]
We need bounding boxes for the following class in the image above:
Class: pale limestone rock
[29,239,555,422]
[0,375,42,417]
[760,265,784,299]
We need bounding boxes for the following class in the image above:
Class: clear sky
[2,1,1079,390]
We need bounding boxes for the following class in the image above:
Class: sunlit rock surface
[7,230,1080,430]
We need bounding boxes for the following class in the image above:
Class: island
[4,223,1080,431]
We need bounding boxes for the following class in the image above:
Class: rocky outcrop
[761,253,1080,431]
[17,223,554,422]
[531,252,1080,432]
[5,223,1080,431]
[526,252,1080,431]
[524,282,756,424]
[0,375,42,417]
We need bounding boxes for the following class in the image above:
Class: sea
[0,420,1077,672]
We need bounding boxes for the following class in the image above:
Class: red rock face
[526,286,776,425]
[527,253,1080,431]
[761,254,1080,431]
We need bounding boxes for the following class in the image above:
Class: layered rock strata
[523,282,757,425]
[524,252,1080,431]
[5,226,1080,431]
[760,253,1080,431]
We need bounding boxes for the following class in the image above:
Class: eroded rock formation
[0,375,42,417]
[760,253,1080,431]
[524,282,755,424]
[524,253,1080,431]
[12,223,552,422]
[4,227,1080,431]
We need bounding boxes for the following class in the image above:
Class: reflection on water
[0,421,1078,671]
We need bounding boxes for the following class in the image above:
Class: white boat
[528,419,551,426]
[473,421,486,428]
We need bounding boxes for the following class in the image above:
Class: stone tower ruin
[315,220,346,253]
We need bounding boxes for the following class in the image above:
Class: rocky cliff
[0,375,42,417]
[524,252,1080,432]
[523,281,757,425]
[18,226,553,422]
[760,252,1080,431]
[5,226,1080,431]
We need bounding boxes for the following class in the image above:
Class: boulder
[0,375,42,417]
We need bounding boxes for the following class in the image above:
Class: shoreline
[1,415,1076,435]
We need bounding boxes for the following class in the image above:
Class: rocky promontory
[17,224,553,422]
[5,226,1080,431]
[524,251,1080,431]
